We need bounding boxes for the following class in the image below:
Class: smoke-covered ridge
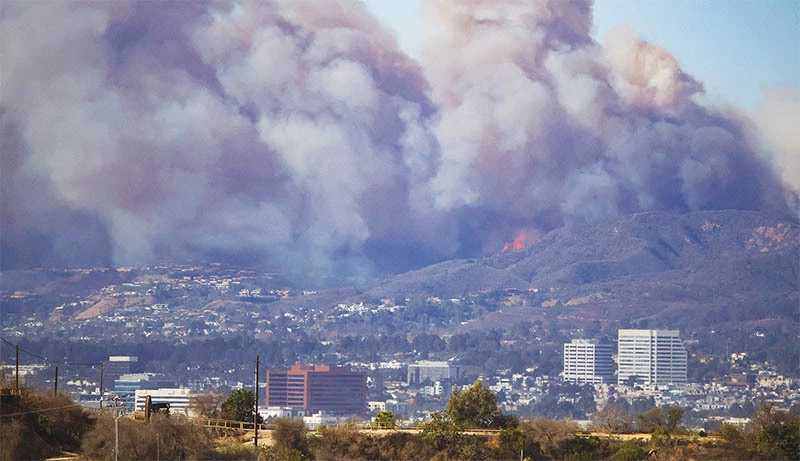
[1,0,796,284]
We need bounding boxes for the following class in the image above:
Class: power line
[0,336,99,367]
[0,402,86,418]
[1,336,48,362]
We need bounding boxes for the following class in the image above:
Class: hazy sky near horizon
[364,0,800,110]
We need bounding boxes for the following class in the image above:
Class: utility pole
[145,395,152,423]
[99,362,104,409]
[54,366,58,397]
[15,345,19,395]
[254,354,259,447]
[113,395,120,461]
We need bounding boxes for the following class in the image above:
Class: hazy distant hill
[367,210,798,297]
[336,209,797,341]
[2,209,797,378]
[4,210,796,332]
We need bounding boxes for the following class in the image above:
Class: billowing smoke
[750,88,800,191]
[422,0,793,240]
[1,0,796,284]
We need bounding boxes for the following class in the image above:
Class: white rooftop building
[134,387,192,416]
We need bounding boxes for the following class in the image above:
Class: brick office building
[266,365,366,416]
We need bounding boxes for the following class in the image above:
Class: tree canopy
[374,410,397,429]
[445,380,504,429]
[636,406,684,433]
[220,389,261,423]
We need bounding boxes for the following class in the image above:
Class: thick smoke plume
[1,0,796,283]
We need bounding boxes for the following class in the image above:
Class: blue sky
[364,0,799,110]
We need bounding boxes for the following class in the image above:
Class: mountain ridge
[359,209,798,301]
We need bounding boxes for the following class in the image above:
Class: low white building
[368,401,386,412]
[418,381,445,397]
[302,413,347,429]
[134,387,192,416]
[263,406,308,419]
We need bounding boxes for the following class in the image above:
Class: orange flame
[502,230,534,253]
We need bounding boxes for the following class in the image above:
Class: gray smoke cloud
[422,0,792,232]
[1,0,796,284]
[750,88,800,191]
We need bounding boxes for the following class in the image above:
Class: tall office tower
[563,339,615,384]
[617,329,688,386]
[266,365,366,416]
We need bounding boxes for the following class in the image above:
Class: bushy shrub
[0,387,92,460]
[81,413,215,460]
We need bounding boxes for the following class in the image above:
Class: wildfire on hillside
[501,230,536,253]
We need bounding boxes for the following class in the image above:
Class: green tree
[446,380,503,428]
[220,389,261,423]
[751,420,800,460]
[649,427,673,450]
[610,439,649,461]
[496,426,526,460]
[419,411,461,451]
[374,410,397,429]
[559,435,613,461]
[636,406,684,434]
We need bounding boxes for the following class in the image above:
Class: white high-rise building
[563,339,615,384]
[617,329,687,386]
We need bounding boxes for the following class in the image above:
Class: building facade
[103,356,142,390]
[266,365,366,416]
[113,373,177,411]
[617,329,687,386]
[563,339,615,384]
[134,387,192,416]
[407,361,460,385]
